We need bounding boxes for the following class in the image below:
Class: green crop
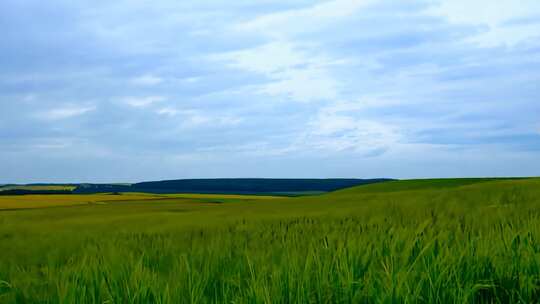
[1,178,540,303]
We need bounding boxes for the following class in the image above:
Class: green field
[1,178,540,303]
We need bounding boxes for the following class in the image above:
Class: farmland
[0,185,76,192]
[1,178,540,303]
[0,193,279,211]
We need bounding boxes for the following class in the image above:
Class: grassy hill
[1,177,540,303]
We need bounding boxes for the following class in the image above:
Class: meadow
[1,178,540,303]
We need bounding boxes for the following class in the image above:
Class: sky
[1,0,540,183]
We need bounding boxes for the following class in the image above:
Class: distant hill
[331,177,531,194]
[73,178,393,195]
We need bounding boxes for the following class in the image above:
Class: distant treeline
[1,179,393,195]
[0,189,73,195]
[73,178,392,195]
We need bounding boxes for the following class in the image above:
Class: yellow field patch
[0,193,281,210]
[0,193,162,210]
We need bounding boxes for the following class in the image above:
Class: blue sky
[1,0,540,183]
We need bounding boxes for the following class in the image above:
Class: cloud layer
[1,0,539,183]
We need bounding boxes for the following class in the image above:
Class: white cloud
[217,116,243,126]
[428,0,540,46]
[184,113,209,126]
[215,0,380,103]
[214,41,308,74]
[182,77,200,83]
[196,140,298,157]
[214,41,343,102]
[236,0,375,38]
[156,107,180,116]
[131,74,163,86]
[156,107,243,127]
[21,94,37,103]
[322,97,399,112]
[432,0,539,27]
[259,66,340,102]
[222,107,400,157]
[31,138,72,149]
[296,103,401,154]
[122,96,165,108]
[38,105,95,120]
[235,141,297,157]
[32,143,70,149]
